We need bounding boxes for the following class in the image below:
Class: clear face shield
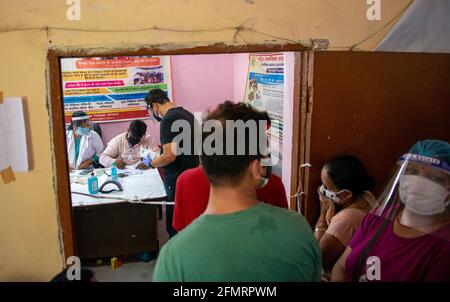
[72,115,92,135]
[372,153,450,226]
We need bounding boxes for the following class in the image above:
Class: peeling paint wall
[0,0,411,281]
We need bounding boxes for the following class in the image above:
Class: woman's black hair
[67,111,89,131]
[324,155,374,197]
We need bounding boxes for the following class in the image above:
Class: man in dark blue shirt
[144,89,199,238]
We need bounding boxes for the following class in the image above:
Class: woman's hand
[115,158,126,169]
[315,189,331,241]
[326,201,336,226]
[136,162,150,170]
[79,159,93,169]
[319,192,333,215]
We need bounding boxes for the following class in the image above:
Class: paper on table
[108,165,144,176]
[0,97,28,172]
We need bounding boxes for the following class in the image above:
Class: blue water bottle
[88,172,99,194]
[111,162,118,180]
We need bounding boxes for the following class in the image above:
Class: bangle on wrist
[314,226,327,232]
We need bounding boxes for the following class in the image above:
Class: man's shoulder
[160,220,205,252]
[165,107,193,120]
[259,204,311,229]
[179,166,205,181]
[112,132,127,140]
[89,130,102,141]
[105,133,126,147]
[260,203,294,216]
[265,174,285,192]
[268,173,282,183]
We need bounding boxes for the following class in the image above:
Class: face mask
[259,164,272,189]
[319,184,351,205]
[153,112,162,122]
[127,135,141,147]
[150,105,162,122]
[76,127,90,136]
[399,175,449,216]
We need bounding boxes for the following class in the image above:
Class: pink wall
[233,53,250,103]
[99,54,235,146]
[171,54,234,113]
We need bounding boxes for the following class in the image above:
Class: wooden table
[70,167,166,260]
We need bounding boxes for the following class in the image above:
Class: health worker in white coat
[66,111,104,170]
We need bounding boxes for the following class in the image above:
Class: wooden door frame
[289,50,314,217]
[47,42,308,261]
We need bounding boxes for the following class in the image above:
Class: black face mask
[152,112,162,122]
[127,136,141,147]
[149,103,163,122]
[264,164,272,179]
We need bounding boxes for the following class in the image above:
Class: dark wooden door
[301,51,450,225]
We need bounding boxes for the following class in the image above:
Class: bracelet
[314,226,327,232]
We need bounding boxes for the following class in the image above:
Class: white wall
[282,52,295,206]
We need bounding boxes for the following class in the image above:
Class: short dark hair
[129,120,147,138]
[324,155,374,197]
[50,267,95,282]
[145,88,170,107]
[201,101,271,187]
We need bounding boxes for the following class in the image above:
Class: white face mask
[259,177,269,189]
[319,184,351,205]
[258,162,272,189]
[399,175,449,216]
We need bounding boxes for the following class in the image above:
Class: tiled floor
[88,206,170,282]
[91,260,157,282]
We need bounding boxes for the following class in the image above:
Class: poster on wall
[244,53,284,142]
[244,53,285,176]
[61,56,172,123]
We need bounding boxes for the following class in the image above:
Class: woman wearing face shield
[314,155,376,281]
[332,140,450,282]
[66,111,104,171]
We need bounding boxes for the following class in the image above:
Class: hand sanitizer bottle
[111,162,118,180]
[88,172,99,194]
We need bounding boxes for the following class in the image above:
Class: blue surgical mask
[76,127,90,136]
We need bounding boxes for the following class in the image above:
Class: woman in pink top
[314,155,376,281]
[332,140,450,282]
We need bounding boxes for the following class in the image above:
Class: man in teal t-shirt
[153,101,321,282]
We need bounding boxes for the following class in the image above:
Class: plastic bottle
[111,162,118,180]
[88,172,99,194]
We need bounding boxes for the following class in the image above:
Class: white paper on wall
[0,97,29,172]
